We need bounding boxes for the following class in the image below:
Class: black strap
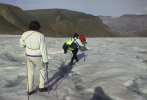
[26,54,42,57]
[73,38,80,47]
[22,32,38,50]
[23,32,35,41]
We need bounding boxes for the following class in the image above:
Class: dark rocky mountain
[26,9,114,37]
[0,3,113,37]
[0,3,33,34]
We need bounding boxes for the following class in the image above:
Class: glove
[44,62,49,67]
[44,62,49,64]
[64,50,67,54]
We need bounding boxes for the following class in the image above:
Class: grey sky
[0,0,147,17]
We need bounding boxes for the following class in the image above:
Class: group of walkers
[19,21,87,95]
[63,32,87,65]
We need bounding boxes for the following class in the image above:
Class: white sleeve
[76,39,84,47]
[20,35,26,48]
[40,34,48,63]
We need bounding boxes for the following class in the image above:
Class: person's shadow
[78,52,87,62]
[91,87,112,100]
[44,52,86,92]
[45,64,73,92]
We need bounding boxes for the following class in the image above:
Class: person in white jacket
[20,21,48,95]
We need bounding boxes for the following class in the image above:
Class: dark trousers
[70,48,78,63]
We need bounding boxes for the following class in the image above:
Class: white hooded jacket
[20,31,48,63]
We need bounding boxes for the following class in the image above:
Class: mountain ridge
[1,3,147,37]
[99,14,147,35]
[0,3,33,34]
[26,9,113,37]
[0,4,113,37]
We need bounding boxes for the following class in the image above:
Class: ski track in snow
[0,36,147,100]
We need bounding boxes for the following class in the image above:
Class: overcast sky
[0,0,147,17]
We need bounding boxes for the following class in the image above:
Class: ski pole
[45,63,49,94]
[27,67,30,100]
[84,51,86,62]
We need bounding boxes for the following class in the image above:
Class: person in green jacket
[63,33,84,65]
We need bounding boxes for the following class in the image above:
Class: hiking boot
[69,62,74,65]
[27,90,35,95]
[76,59,79,62]
[39,87,48,92]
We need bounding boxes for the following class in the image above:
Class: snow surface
[0,35,147,100]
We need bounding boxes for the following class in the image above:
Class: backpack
[79,33,86,42]
[62,39,78,51]
[70,42,78,50]
[62,42,68,51]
